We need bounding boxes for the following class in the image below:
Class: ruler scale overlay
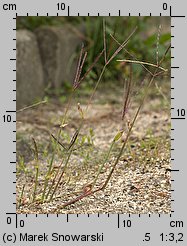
[0,0,186,245]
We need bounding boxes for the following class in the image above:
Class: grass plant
[17,19,170,209]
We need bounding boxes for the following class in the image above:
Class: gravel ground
[17,157,171,214]
[16,90,171,214]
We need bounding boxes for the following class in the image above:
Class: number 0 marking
[163,3,168,10]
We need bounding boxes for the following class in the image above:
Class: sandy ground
[16,85,171,214]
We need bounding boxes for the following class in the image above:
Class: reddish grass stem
[60,44,170,208]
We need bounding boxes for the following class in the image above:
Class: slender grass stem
[18,184,25,208]
[42,91,74,201]
[32,138,39,203]
[85,64,107,113]
[46,129,79,200]
[110,33,154,76]
[58,43,171,208]
[32,165,39,202]
[45,159,64,199]
[103,19,107,64]
[49,146,74,201]
[48,64,107,201]
[92,140,115,188]
[101,44,171,189]
[42,44,106,201]
[106,27,137,65]
[42,25,139,203]
[45,56,107,202]
[62,73,157,208]
[16,100,47,113]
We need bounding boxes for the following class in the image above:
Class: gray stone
[35,25,83,88]
[16,30,44,109]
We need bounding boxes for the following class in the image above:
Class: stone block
[35,25,83,88]
[16,30,44,109]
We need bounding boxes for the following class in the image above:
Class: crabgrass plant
[17,20,170,209]
[42,20,138,203]
[60,44,170,208]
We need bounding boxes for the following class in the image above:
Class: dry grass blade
[106,23,118,61]
[84,27,138,114]
[154,70,167,77]
[106,26,137,65]
[61,182,107,208]
[110,33,154,76]
[61,189,93,208]
[158,44,171,67]
[117,59,168,72]
[16,100,47,113]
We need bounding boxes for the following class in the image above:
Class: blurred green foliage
[17,16,170,83]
